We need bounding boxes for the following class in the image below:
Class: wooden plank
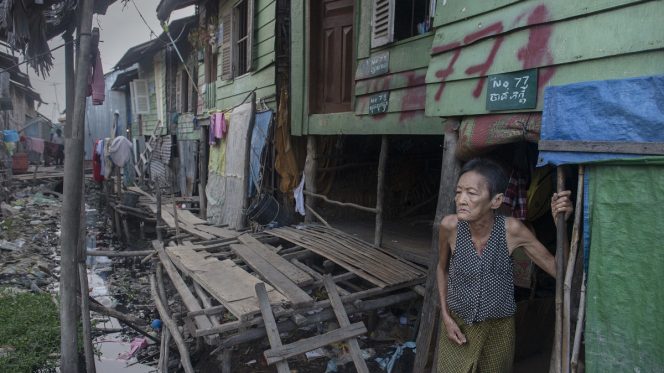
[323,275,369,373]
[231,244,313,307]
[355,67,428,95]
[290,0,305,136]
[195,224,241,239]
[355,86,426,115]
[238,234,313,285]
[434,0,520,27]
[264,322,367,365]
[355,33,433,78]
[166,247,287,319]
[256,18,276,44]
[538,140,664,155]
[255,283,291,373]
[307,111,444,136]
[153,241,215,337]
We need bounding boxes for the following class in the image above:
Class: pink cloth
[88,51,105,105]
[209,113,228,144]
[25,137,44,154]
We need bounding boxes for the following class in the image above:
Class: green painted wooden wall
[425,0,664,117]
[291,0,443,136]
[213,0,277,111]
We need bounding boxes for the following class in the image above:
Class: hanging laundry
[294,174,306,216]
[88,48,105,105]
[92,139,105,183]
[209,113,217,145]
[1,130,19,143]
[108,136,133,167]
[24,136,44,154]
[214,112,226,139]
[502,169,529,220]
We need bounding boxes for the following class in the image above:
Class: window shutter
[132,79,151,114]
[371,0,394,48]
[220,12,233,80]
[246,0,254,72]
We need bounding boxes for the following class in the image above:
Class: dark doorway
[309,0,354,114]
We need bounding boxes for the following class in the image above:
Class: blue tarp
[249,110,273,197]
[2,130,19,142]
[537,75,664,166]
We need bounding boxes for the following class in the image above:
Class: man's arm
[437,215,466,345]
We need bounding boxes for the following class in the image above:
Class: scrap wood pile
[145,226,425,371]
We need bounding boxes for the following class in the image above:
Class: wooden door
[310,0,354,114]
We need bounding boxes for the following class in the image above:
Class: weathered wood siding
[425,0,664,117]
[214,0,277,110]
[291,0,443,135]
[133,52,167,136]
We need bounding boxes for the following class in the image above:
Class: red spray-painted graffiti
[432,4,556,102]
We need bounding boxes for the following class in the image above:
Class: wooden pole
[570,271,587,373]
[304,135,317,223]
[199,126,208,219]
[59,1,95,370]
[551,166,567,373]
[156,265,171,373]
[79,263,97,373]
[303,190,377,213]
[563,166,584,373]
[156,183,163,241]
[412,128,460,373]
[374,135,388,247]
[150,275,195,373]
[240,92,256,228]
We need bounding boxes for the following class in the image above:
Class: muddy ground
[0,178,419,372]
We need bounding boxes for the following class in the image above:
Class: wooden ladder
[134,120,163,181]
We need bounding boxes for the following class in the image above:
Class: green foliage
[0,290,60,372]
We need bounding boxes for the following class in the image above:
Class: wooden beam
[304,136,317,223]
[264,322,367,365]
[255,283,291,373]
[153,241,214,335]
[413,129,460,373]
[538,140,664,155]
[551,167,567,373]
[237,234,313,285]
[231,244,313,307]
[150,275,195,373]
[375,135,389,247]
[323,275,369,373]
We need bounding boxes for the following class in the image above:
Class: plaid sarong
[437,312,515,373]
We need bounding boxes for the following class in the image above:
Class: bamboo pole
[240,92,256,229]
[156,184,163,241]
[563,166,584,373]
[59,1,95,370]
[199,126,208,219]
[305,204,330,228]
[150,275,195,373]
[303,190,378,213]
[552,167,567,373]
[570,271,587,373]
[374,135,389,247]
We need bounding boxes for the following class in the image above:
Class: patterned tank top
[447,214,516,324]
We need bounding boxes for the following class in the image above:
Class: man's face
[455,171,501,221]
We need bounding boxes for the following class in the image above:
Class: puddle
[83,186,155,373]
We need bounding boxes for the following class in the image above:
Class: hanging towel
[502,169,529,220]
[214,112,226,139]
[209,113,217,145]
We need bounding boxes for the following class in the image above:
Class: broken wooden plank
[166,246,287,319]
[153,241,215,337]
[238,234,313,285]
[231,244,313,308]
[195,224,241,239]
[264,322,368,365]
[255,283,291,373]
[323,275,370,373]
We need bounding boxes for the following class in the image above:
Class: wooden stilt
[304,136,317,223]
[563,166,584,373]
[150,275,195,373]
[413,128,460,373]
[79,263,96,373]
[199,127,208,219]
[156,265,171,373]
[374,135,389,247]
[156,184,163,241]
